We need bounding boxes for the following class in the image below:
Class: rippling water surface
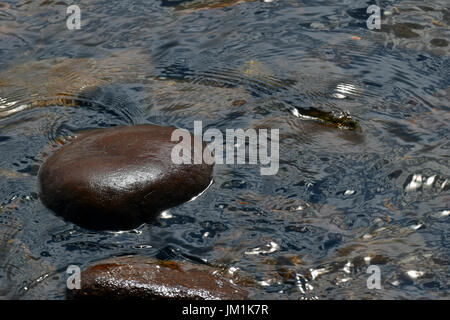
[0,0,449,299]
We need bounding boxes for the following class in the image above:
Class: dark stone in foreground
[38,124,213,230]
[68,256,248,300]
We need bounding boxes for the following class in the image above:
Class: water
[0,0,449,299]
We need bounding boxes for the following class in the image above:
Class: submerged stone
[392,23,421,39]
[430,38,449,47]
[0,49,153,119]
[68,255,248,300]
[38,124,213,230]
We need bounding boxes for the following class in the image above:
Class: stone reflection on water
[0,0,449,299]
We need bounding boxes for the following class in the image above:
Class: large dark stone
[38,124,213,230]
[68,255,248,300]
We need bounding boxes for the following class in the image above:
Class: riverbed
[0,0,449,299]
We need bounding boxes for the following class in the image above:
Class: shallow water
[0,0,449,299]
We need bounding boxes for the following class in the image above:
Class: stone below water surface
[38,124,213,230]
[68,255,248,300]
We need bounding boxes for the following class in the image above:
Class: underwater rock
[0,49,153,119]
[392,23,421,39]
[38,124,213,230]
[145,78,254,120]
[430,38,449,47]
[68,255,248,300]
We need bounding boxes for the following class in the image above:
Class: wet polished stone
[38,124,213,230]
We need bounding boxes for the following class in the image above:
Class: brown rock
[38,124,213,230]
[68,256,248,300]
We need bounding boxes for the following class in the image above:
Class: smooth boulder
[68,255,248,300]
[38,124,213,230]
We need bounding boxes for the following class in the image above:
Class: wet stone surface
[68,255,248,300]
[38,124,213,230]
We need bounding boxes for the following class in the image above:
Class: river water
[0,0,449,299]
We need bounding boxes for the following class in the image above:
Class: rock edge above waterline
[68,255,248,300]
